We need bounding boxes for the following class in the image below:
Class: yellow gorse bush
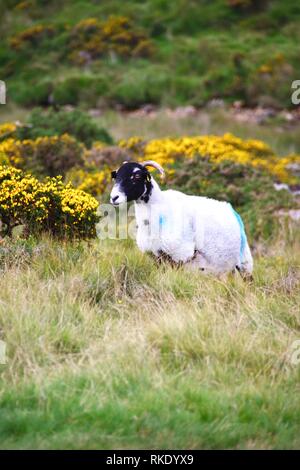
[69,16,154,64]
[0,138,24,167]
[0,166,99,238]
[0,133,84,176]
[10,24,55,49]
[0,122,17,139]
[8,16,153,66]
[119,133,300,184]
[64,133,300,197]
[14,1,31,10]
[0,126,298,208]
[66,167,111,198]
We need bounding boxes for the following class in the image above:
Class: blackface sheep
[110,161,253,277]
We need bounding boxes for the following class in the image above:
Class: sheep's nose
[112,195,119,203]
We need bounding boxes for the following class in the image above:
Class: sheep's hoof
[149,251,183,269]
[236,265,254,283]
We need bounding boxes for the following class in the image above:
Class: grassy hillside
[1,0,300,109]
[0,233,299,449]
[1,0,300,451]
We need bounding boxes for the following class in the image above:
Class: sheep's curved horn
[141,160,165,177]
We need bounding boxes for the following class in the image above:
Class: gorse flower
[0,133,84,176]
[119,133,300,184]
[0,166,99,238]
[68,16,154,65]
[66,167,111,198]
[10,25,55,49]
[0,122,17,140]
[8,16,153,66]
[0,129,298,240]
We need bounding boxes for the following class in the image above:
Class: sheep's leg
[235,242,254,281]
[148,251,183,269]
[236,265,254,282]
[184,250,212,273]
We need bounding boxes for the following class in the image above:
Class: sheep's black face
[110,162,152,205]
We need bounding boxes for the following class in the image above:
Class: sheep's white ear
[141,160,165,178]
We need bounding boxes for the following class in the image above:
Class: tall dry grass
[0,226,299,449]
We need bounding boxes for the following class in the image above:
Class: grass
[0,229,299,449]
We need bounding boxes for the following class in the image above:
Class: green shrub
[169,76,204,106]
[52,76,110,107]
[10,79,53,107]
[246,56,296,108]
[110,67,170,109]
[52,77,91,106]
[2,0,300,109]
[16,108,113,147]
[0,134,85,177]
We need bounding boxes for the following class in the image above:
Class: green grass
[0,231,299,449]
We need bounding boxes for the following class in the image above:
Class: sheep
[110,160,253,277]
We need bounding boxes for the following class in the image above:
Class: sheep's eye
[111,171,117,180]
[131,173,141,180]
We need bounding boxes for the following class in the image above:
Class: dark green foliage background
[1,0,300,109]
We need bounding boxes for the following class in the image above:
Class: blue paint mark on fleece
[159,214,166,228]
[230,205,247,261]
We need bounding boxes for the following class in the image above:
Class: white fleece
[134,178,253,275]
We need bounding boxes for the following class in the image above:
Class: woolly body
[134,178,253,275]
